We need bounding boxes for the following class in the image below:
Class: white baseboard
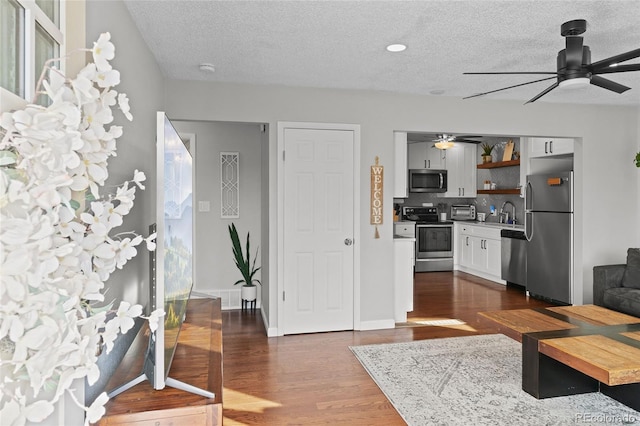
[260,309,279,337]
[357,319,396,331]
[191,289,261,310]
[456,266,506,285]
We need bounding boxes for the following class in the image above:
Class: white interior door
[282,127,355,334]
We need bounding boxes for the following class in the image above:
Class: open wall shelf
[477,159,520,169]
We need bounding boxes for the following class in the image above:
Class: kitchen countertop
[454,221,524,231]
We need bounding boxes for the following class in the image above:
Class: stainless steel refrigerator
[525,171,573,304]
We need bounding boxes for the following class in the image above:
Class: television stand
[99,298,222,425]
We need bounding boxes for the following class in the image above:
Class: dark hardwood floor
[221,271,554,425]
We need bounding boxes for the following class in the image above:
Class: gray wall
[172,120,263,297]
[86,0,165,308]
[84,1,640,335]
[163,81,639,333]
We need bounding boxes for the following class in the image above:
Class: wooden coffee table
[479,305,640,411]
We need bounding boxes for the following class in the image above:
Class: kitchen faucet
[500,201,517,224]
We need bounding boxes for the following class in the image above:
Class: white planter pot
[241,285,257,301]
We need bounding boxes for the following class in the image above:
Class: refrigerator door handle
[524,181,532,211]
[525,211,533,242]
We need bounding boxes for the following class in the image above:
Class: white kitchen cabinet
[394,132,408,198]
[407,141,446,170]
[442,143,477,198]
[394,238,415,323]
[456,223,503,284]
[459,232,472,268]
[528,137,574,158]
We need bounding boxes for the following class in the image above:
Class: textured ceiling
[123,0,640,106]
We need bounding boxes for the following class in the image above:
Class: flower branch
[1,32,161,425]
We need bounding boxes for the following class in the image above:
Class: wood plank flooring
[221,271,554,425]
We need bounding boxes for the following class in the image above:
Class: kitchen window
[1,0,64,107]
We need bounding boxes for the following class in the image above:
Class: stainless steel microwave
[408,169,447,193]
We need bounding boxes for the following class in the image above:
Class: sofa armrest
[593,264,626,306]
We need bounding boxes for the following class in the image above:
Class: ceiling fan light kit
[433,134,482,150]
[464,19,640,104]
[434,141,454,150]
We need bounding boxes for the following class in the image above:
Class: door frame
[276,121,361,336]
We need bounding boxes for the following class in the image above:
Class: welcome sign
[370,156,383,238]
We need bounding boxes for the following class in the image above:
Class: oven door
[416,224,453,259]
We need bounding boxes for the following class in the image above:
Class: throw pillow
[622,248,640,290]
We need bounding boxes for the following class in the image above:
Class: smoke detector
[198,63,216,73]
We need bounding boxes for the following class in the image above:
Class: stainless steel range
[402,207,454,272]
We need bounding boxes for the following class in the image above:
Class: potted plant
[635,152,640,168]
[481,143,494,163]
[229,223,261,302]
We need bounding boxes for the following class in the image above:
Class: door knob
[344,238,353,246]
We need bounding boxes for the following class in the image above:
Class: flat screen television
[107,112,212,399]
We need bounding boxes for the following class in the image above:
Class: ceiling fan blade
[455,139,483,144]
[590,75,631,93]
[565,36,584,69]
[525,82,559,104]
[456,135,483,139]
[463,76,557,99]
[464,72,558,75]
[590,48,640,70]
[591,64,640,75]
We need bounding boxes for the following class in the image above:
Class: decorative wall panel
[220,152,239,218]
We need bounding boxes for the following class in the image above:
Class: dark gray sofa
[593,248,640,317]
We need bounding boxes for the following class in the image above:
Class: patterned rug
[350,334,640,425]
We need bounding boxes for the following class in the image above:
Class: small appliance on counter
[451,204,476,221]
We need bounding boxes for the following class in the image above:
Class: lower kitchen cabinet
[394,238,415,322]
[456,223,504,284]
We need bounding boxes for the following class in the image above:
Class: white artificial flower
[85,392,109,424]
[117,93,133,121]
[114,236,142,269]
[132,169,145,189]
[23,400,55,423]
[96,68,121,89]
[146,309,165,332]
[145,232,157,251]
[112,301,143,335]
[92,32,115,71]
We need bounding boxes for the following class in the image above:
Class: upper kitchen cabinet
[394,131,408,198]
[528,137,574,158]
[408,141,446,170]
[442,143,477,198]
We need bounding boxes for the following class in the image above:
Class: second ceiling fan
[433,134,482,149]
[464,19,640,104]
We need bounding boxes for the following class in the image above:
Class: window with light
[1,0,63,106]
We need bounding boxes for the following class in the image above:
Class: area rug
[350,334,640,425]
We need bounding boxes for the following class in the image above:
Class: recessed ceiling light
[430,89,445,95]
[198,63,216,73]
[386,43,406,53]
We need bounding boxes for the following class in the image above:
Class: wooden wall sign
[370,156,383,239]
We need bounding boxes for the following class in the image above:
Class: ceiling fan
[463,19,640,104]
[433,134,482,149]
